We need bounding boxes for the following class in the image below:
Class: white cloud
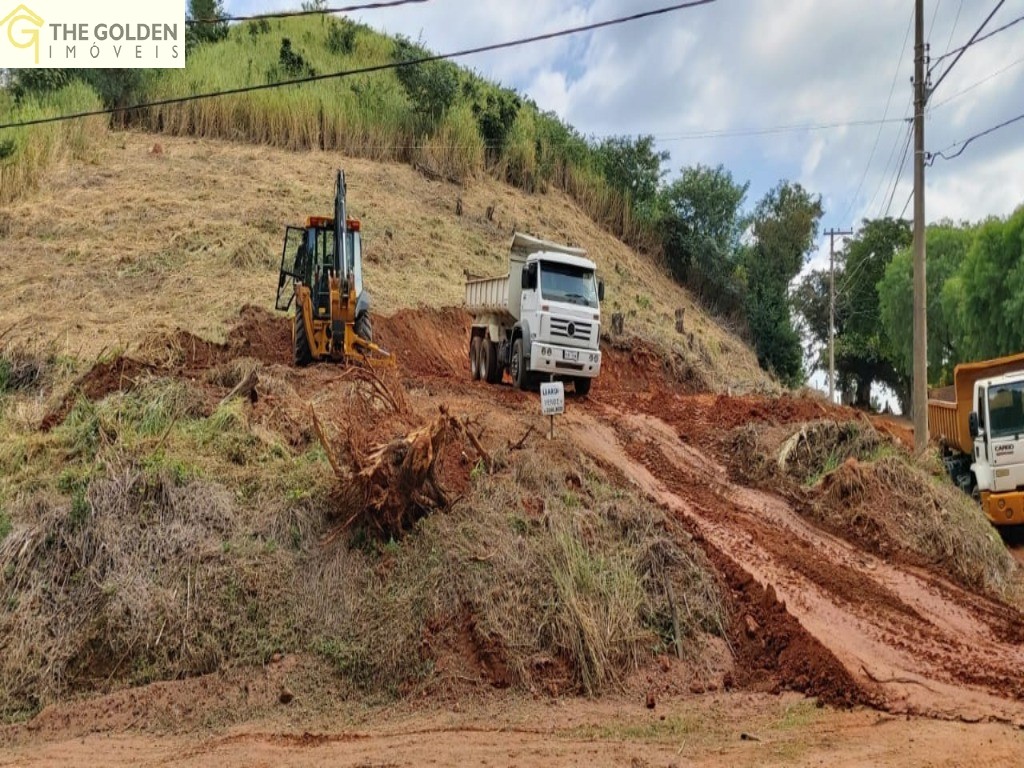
[228,0,1024,235]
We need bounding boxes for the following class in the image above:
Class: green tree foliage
[744,182,823,387]
[794,218,910,406]
[326,19,357,55]
[392,36,460,127]
[593,135,668,214]
[657,164,749,315]
[878,222,975,394]
[959,207,1024,361]
[186,0,229,52]
[470,87,521,162]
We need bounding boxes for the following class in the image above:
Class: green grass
[1,16,650,248]
[0,82,105,204]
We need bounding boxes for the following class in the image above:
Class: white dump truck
[465,232,604,395]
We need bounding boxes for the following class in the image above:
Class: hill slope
[0,132,771,392]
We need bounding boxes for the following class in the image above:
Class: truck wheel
[293,305,313,367]
[511,338,528,390]
[470,337,482,380]
[483,341,501,384]
[574,376,592,397]
[355,312,373,343]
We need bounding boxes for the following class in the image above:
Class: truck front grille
[550,318,593,341]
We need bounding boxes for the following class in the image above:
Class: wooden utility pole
[826,227,853,404]
[912,0,928,452]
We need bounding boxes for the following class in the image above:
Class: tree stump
[675,308,685,334]
[612,312,624,336]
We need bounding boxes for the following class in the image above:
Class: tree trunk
[854,377,873,409]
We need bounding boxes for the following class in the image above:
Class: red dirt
[22,304,1024,738]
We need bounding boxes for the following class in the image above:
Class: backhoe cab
[275,170,393,367]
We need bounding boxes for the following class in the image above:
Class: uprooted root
[314,405,491,538]
[730,419,887,487]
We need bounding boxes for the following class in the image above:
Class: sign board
[540,382,565,416]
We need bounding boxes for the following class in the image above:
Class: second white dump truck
[465,232,604,395]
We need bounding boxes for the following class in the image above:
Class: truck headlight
[541,346,551,357]
[589,353,599,363]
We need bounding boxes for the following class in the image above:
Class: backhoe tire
[574,376,592,397]
[293,305,313,367]
[470,337,482,380]
[355,312,373,343]
[511,337,529,390]
[482,341,501,384]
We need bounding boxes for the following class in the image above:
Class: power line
[928,53,1024,111]
[866,109,912,216]
[931,11,1024,66]
[928,109,1024,164]
[653,116,904,142]
[883,126,913,217]
[188,0,432,24]
[840,5,914,225]
[929,0,1006,96]
[944,0,964,54]
[0,0,717,132]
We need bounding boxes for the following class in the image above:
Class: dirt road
[569,405,1024,723]
[5,693,1024,768]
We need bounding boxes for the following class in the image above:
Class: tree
[186,0,229,52]
[744,182,823,387]
[793,218,910,407]
[593,135,668,215]
[878,221,975,397]
[657,164,749,316]
[959,206,1024,360]
[392,36,460,128]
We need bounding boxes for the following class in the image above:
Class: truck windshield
[539,262,598,307]
[988,381,1024,438]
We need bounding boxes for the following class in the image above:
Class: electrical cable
[883,127,913,217]
[929,0,1006,96]
[931,11,1023,66]
[839,5,914,225]
[0,0,716,131]
[928,53,1024,111]
[928,109,1024,164]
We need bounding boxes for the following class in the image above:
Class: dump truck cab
[969,373,1024,522]
[465,233,604,395]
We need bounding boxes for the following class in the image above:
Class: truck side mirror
[598,280,605,302]
[969,411,980,438]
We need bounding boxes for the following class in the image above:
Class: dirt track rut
[568,404,1024,724]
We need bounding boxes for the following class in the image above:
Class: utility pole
[826,227,853,404]
[912,0,928,453]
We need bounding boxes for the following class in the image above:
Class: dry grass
[310,449,725,696]
[0,364,724,719]
[0,83,105,205]
[819,457,1017,598]
[0,132,771,393]
[729,420,1018,600]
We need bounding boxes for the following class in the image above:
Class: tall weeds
[0,83,106,205]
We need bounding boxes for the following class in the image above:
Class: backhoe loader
[275,170,393,367]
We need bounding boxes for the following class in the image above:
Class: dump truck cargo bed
[928,352,1024,453]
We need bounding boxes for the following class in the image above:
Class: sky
[225,0,1024,274]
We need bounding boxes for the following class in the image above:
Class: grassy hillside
[1,16,646,246]
[0,132,771,392]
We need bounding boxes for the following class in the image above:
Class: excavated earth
[8,304,1024,764]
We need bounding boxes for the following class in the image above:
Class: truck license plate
[563,350,579,362]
